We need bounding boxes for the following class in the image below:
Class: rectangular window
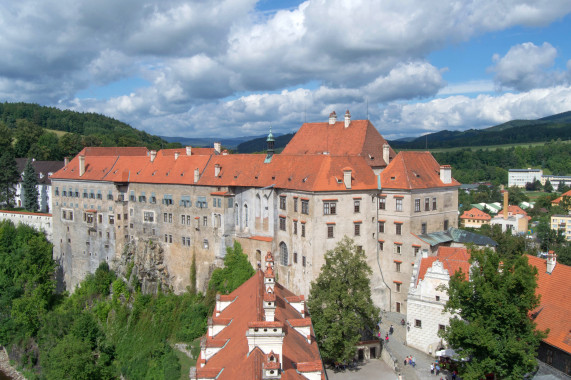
[323,201,337,215]
[415,199,420,212]
[395,283,401,292]
[354,223,361,236]
[279,196,286,210]
[379,197,386,210]
[354,200,360,213]
[107,191,113,200]
[294,252,298,264]
[294,198,298,212]
[396,198,402,212]
[327,224,334,238]
[139,195,146,203]
[179,195,191,207]
[108,215,114,224]
[150,193,157,204]
[182,237,186,245]
[279,217,286,231]
[301,223,306,237]
[90,191,95,199]
[163,194,173,206]
[421,223,427,234]
[394,244,402,255]
[196,196,207,208]
[144,212,154,222]
[395,223,402,235]
[97,191,102,200]
[181,215,186,224]
[432,197,437,210]
[293,221,298,235]
[164,213,168,222]
[378,221,385,233]
[436,295,440,301]
[378,241,384,251]
[425,197,430,211]
[203,216,208,226]
[439,324,445,331]
[62,189,67,197]
[415,319,422,328]
[55,187,59,196]
[86,213,94,224]
[301,200,309,214]
[98,214,102,223]
[414,246,420,256]
[302,256,306,267]
[395,262,401,272]
[444,219,449,230]
[83,190,88,198]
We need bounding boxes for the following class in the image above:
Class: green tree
[307,237,380,364]
[208,241,255,294]
[189,253,197,294]
[22,158,39,212]
[441,248,546,379]
[0,151,20,208]
[543,179,553,193]
[14,119,44,157]
[42,334,99,380]
[0,122,13,153]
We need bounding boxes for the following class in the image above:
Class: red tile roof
[527,255,571,354]
[281,119,396,168]
[418,247,471,284]
[196,271,324,379]
[551,190,571,205]
[381,151,460,190]
[498,205,530,220]
[460,207,491,221]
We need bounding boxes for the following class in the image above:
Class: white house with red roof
[50,111,460,314]
[460,207,491,228]
[406,246,471,355]
[195,251,325,380]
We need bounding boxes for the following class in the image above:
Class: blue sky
[1,0,571,140]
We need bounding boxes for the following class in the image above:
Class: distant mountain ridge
[158,133,279,149]
[388,111,571,149]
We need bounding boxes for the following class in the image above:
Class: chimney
[150,150,157,162]
[329,111,337,125]
[64,157,69,166]
[440,165,451,184]
[344,110,351,128]
[78,155,85,176]
[215,164,221,177]
[383,143,390,165]
[174,152,179,160]
[186,146,192,156]
[194,168,200,183]
[214,142,221,154]
[222,150,229,156]
[547,251,557,274]
[343,169,352,189]
[503,191,509,220]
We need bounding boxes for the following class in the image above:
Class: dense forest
[0,102,181,160]
[0,221,254,379]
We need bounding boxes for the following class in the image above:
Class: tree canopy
[307,237,380,364]
[22,158,39,212]
[440,248,545,379]
[208,241,255,295]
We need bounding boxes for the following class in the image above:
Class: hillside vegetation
[0,102,180,160]
[237,132,295,153]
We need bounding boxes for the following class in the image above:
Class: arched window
[256,194,261,218]
[244,204,248,227]
[279,242,288,266]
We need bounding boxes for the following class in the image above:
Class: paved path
[379,312,455,380]
[326,358,397,380]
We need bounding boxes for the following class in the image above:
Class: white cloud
[490,42,570,91]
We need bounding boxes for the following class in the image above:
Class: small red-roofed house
[195,252,327,380]
[406,247,471,355]
[460,207,491,228]
[551,189,571,207]
[527,253,571,376]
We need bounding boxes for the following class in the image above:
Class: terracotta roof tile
[552,190,571,204]
[381,151,460,190]
[460,207,491,221]
[288,318,312,327]
[297,361,324,372]
[527,255,571,354]
[418,247,471,284]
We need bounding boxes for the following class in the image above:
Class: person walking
[411,356,416,368]
[430,363,434,375]
[389,325,394,335]
[385,333,389,344]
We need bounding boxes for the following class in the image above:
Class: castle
[50,111,459,314]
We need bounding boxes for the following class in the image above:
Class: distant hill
[237,133,295,153]
[389,111,571,149]
[159,134,273,149]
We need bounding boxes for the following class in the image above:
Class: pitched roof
[418,247,472,284]
[460,207,491,221]
[527,255,571,355]
[79,147,149,156]
[281,119,396,167]
[498,205,530,220]
[552,190,571,205]
[380,151,460,190]
[15,159,65,185]
[196,270,325,379]
[415,228,497,247]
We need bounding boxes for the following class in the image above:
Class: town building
[551,189,571,207]
[508,169,543,188]
[406,246,471,355]
[541,174,571,189]
[550,215,571,241]
[195,251,325,380]
[50,112,460,314]
[527,253,571,376]
[490,192,529,234]
[14,158,64,213]
[460,207,491,228]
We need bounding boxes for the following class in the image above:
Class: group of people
[430,362,441,375]
[403,355,416,367]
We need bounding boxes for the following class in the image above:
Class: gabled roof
[79,147,149,156]
[418,247,471,283]
[196,270,324,379]
[460,207,491,221]
[15,158,64,185]
[498,205,530,220]
[415,228,497,247]
[527,255,571,355]
[380,151,460,190]
[281,119,395,167]
[552,190,571,205]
